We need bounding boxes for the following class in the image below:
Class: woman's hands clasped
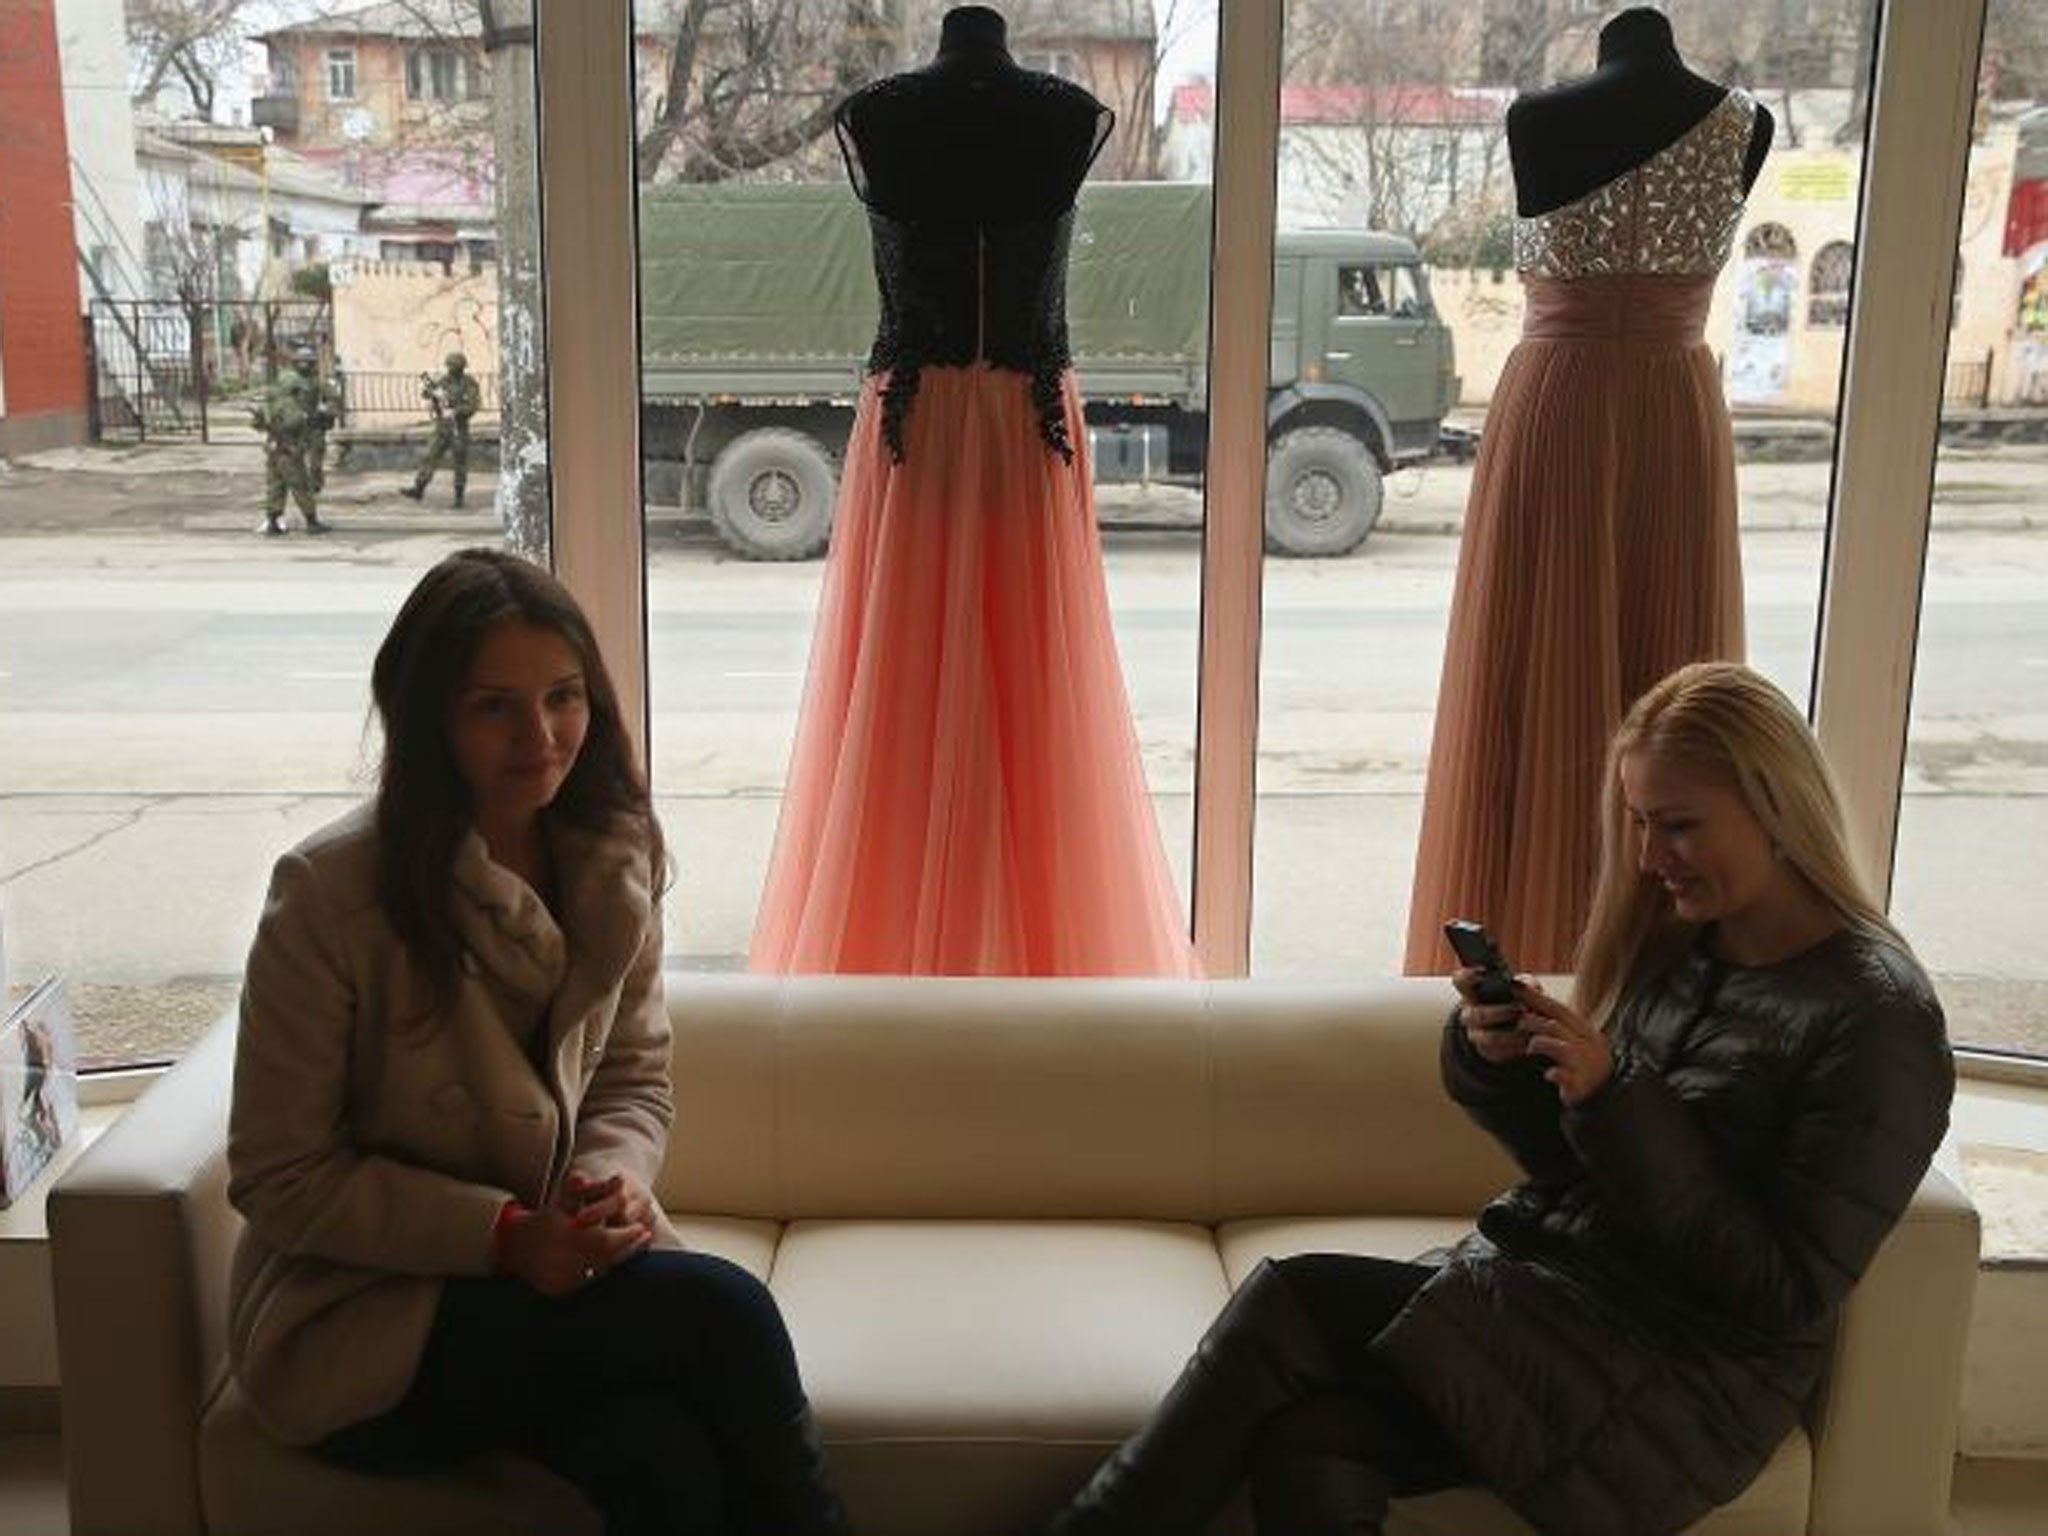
[497,1171,657,1298]
[1453,971,1616,1107]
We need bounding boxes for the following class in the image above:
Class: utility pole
[481,0,549,559]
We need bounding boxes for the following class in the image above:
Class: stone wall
[331,258,499,392]
[1432,124,2039,415]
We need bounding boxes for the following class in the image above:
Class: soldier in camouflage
[293,345,343,494]
[252,364,330,536]
[400,351,482,507]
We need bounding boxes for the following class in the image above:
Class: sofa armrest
[1806,1163,1979,1536]
[48,1012,240,1536]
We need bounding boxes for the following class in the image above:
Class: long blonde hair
[1572,662,1904,1023]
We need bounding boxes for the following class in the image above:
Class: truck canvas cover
[638,181,1214,400]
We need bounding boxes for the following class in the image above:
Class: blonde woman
[1050,662,1953,1536]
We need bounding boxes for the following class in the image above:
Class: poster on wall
[1725,256,1797,404]
[2018,243,2048,406]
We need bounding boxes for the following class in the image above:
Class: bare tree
[1276,1,1597,250]
[636,0,902,182]
[143,169,255,305]
[129,0,263,120]
[1654,0,1877,148]
[1984,0,2048,106]
[1098,0,1200,181]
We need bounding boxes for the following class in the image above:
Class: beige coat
[225,803,680,1445]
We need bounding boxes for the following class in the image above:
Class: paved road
[2,447,2044,1063]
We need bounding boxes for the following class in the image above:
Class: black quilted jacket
[1373,924,1953,1535]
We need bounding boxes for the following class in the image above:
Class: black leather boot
[735,1403,853,1536]
[1046,1260,1335,1536]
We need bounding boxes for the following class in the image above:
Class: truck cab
[639,183,1458,560]
[1261,232,1457,555]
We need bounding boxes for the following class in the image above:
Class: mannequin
[1508,6,1773,216]
[834,5,1112,225]
[1403,4,1763,978]
[750,5,1195,978]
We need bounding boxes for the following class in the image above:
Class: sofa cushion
[1217,1215,1477,1284]
[769,1218,1229,1536]
[665,977,1221,1220]
[201,1378,600,1536]
[197,1218,771,1536]
[673,1213,781,1279]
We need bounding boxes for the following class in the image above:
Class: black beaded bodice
[864,206,1077,464]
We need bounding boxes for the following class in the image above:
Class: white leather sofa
[50,975,1979,1536]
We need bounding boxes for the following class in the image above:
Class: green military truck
[639,181,1457,559]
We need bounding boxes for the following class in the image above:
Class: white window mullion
[1191,0,1284,976]
[1812,0,1985,906]
[535,0,649,758]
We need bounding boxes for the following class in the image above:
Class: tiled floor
[0,1434,65,1536]
[2,1431,2042,1535]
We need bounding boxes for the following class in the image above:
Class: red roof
[1170,81,1505,127]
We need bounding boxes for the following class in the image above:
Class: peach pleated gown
[750,205,1196,978]
[1405,90,1759,976]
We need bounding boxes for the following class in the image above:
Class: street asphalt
[3,439,2044,1067]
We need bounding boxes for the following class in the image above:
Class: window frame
[534,0,2015,1081]
[408,45,463,101]
[324,46,357,102]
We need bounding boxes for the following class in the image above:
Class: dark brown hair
[370,548,664,1012]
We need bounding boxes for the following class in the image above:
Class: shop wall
[332,258,499,384]
[0,0,90,451]
[53,0,146,305]
[1439,128,2039,414]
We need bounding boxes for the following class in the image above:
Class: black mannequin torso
[834,5,1112,225]
[1507,7,1774,217]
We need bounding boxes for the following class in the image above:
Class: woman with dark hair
[1049,662,1953,1536]
[226,548,850,1535]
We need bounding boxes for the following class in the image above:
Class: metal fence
[87,299,331,443]
[340,369,502,426]
[1943,349,1994,411]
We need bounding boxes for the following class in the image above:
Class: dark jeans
[317,1250,806,1536]
[1253,1254,1470,1520]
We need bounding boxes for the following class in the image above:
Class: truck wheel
[1264,427,1384,557]
[708,429,836,560]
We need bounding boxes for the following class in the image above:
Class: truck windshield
[1337,263,1430,320]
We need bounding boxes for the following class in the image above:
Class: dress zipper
[976,225,987,364]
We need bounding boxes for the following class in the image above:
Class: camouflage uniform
[251,366,329,536]
[294,348,342,494]
[402,351,483,507]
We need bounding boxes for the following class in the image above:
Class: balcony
[249,94,299,137]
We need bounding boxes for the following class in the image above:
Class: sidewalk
[5,430,2046,544]
[0,442,501,537]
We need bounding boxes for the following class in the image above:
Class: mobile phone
[1443,919,1519,1009]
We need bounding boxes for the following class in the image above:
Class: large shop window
[0,2,549,1069]
[1891,3,2048,1063]
[631,0,1217,974]
[1251,0,1881,976]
